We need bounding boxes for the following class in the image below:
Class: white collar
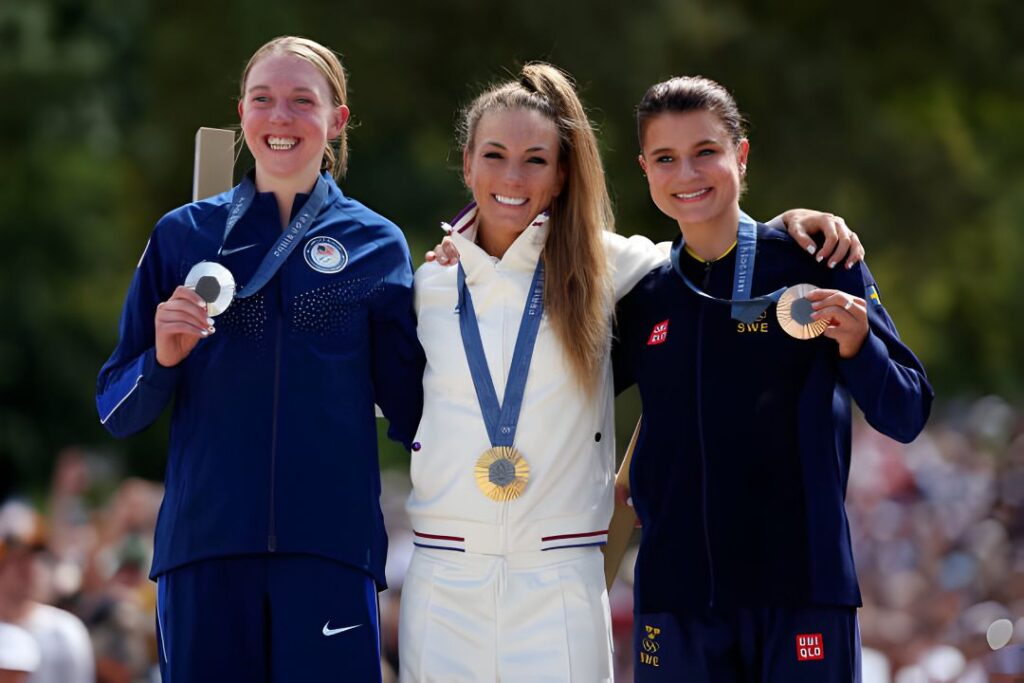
[442,202,550,282]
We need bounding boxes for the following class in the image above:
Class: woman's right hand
[424,235,461,266]
[155,286,214,367]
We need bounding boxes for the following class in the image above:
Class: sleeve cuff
[838,330,889,383]
[141,347,183,390]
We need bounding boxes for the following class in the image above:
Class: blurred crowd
[845,395,1024,681]
[1,395,1023,682]
[0,449,161,682]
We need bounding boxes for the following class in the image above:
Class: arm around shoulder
[604,231,670,302]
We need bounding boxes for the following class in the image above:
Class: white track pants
[398,546,614,682]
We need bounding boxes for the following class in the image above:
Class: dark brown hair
[636,76,746,149]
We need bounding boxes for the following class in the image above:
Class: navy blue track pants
[635,605,861,682]
[156,554,381,682]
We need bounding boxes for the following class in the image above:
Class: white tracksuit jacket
[407,219,666,554]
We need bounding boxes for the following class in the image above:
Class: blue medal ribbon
[670,211,787,324]
[457,261,545,448]
[217,172,331,298]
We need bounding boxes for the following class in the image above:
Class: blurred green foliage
[2,0,1022,488]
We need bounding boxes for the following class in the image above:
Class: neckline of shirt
[452,221,549,283]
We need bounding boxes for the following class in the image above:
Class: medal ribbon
[217,172,331,298]
[670,211,787,324]
[457,260,545,448]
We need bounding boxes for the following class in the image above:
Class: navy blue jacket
[96,173,425,586]
[613,222,932,612]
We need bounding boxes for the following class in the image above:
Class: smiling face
[639,109,749,232]
[463,107,565,257]
[238,52,348,192]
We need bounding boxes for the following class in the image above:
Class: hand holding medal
[185,261,236,316]
[669,213,869,357]
[802,287,869,357]
[154,285,216,368]
[154,170,330,369]
[776,284,831,340]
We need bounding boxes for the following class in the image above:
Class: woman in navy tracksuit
[96,36,424,682]
[613,76,933,682]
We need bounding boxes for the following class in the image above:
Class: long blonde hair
[461,63,612,393]
[240,36,350,178]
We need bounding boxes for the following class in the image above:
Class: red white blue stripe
[413,530,466,553]
[540,529,608,551]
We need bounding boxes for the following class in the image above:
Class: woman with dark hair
[613,75,932,681]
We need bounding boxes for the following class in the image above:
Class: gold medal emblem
[776,283,829,340]
[474,446,530,502]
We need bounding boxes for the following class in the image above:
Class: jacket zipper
[500,266,510,554]
[696,261,716,608]
[267,315,282,552]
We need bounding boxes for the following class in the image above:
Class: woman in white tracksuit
[399,63,862,682]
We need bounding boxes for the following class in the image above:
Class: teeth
[268,136,297,150]
[495,195,528,206]
[674,189,709,200]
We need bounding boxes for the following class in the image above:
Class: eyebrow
[246,85,318,95]
[480,141,552,152]
[648,139,721,155]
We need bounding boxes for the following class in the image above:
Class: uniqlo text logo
[796,633,824,661]
[647,319,670,346]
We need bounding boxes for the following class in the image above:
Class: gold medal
[776,283,829,340]
[474,446,530,502]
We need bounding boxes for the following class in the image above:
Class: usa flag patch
[647,319,670,346]
[796,633,824,661]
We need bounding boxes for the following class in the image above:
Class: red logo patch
[647,319,670,346]
[796,633,824,661]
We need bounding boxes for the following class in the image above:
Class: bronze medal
[776,283,829,340]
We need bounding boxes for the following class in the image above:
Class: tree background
[2,0,1022,491]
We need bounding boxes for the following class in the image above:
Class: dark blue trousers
[155,554,381,682]
[635,606,861,682]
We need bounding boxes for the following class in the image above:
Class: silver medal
[184,261,236,316]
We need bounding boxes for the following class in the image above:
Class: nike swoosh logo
[322,621,362,637]
[220,243,258,256]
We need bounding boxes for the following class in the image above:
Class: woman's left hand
[424,235,461,266]
[805,289,869,358]
[779,209,865,269]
